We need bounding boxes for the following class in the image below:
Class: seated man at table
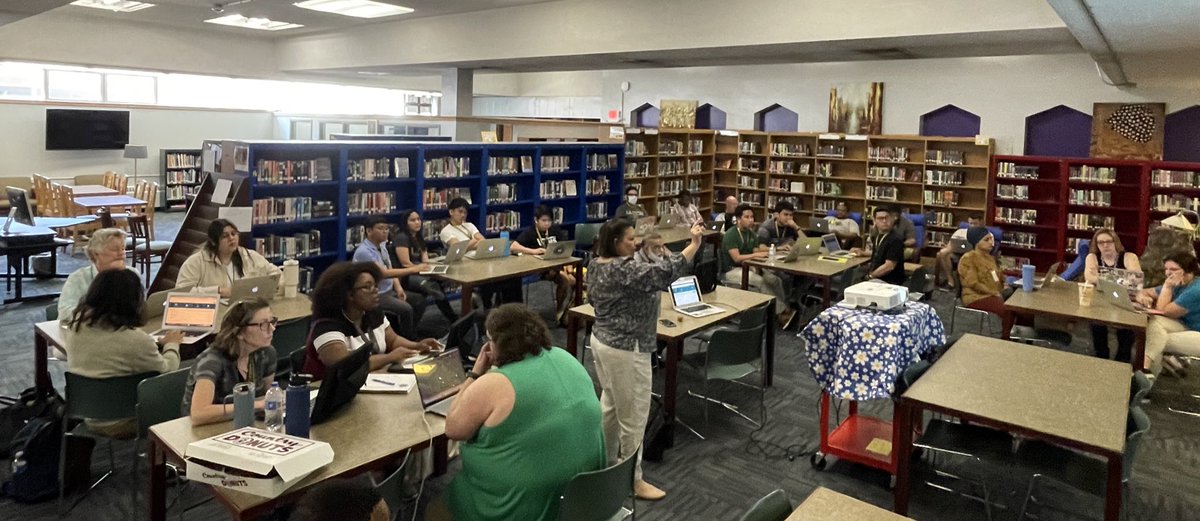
[439,197,522,308]
[614,185,646,220]
[671,189,703,225]
[512,205,575,323]
[867,206,917,260]
[853,207,907,286]
[59,227,136,320]
[825,202,862,250]
[353,215,425,338]
[722,204,792,324]
[757,200,805,247]
[934,214,984,289]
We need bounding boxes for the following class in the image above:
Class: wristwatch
[466,370,483,380]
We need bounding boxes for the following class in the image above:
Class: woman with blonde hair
[1084,229,1142,361]
[182,298,278,425]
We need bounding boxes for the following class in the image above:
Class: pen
[370,379,395,386]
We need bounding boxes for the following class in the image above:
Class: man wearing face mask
[614,186,646,220]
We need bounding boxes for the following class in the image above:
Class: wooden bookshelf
[1148,160,1200,252]
[161,148,203,212]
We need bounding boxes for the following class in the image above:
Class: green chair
[273,318,311,378]
[45,303,59,321]
[686,325,766,437]
[558,450,637,521]
[60,371,158,515]
[135,368,195,519]
[737,489,792,521]
[1130,371,1151,406]
[573,223,602,252]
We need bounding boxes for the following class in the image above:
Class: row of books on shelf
[254,158,333,185]
[542,155,571,173]
[349,158,411,181]
[868,146,909,162]
[739,142,762,155]
[868,166,920,183]
[659,160,685,176]
[165,185,201,202]
[999,256,1033,271]
[423,188,472,210]
[487,184,518,204]
[996,184,1030,200]
[484,211,521,233]
[1068,166,1117,184]
[768,180,805,193]
[166,169,200,185]
[1067,237,1085,254]
[255,231,321,263]
[816,181,843,196]
[996,162,1040,179]
[1002,231,1038,249]
[766,195,799,212]
[738,158,763,172]
[816,145,845,158]
[348,191,396,216]
[585,178,611,196]
[923,190,959,207]
[165,152,200,169]
[995,207,1038,225]
[1068,188,1113,207]
[252,196,335,225]
[867,185,901,201]
[738,175,763,189]
[814,200,837,213]
[540,180,577,199]
[927,231,952,248]
[625,162,651,177]
[421,219,449,242]
[655,200,672,215]
[1152,194,1200,212]
[689,160,704,174]
[1067,213,1114,231]
[770,161,812,175]
[925,169,966,186]
[489,156,532,175]
[817,163,836,177]
[1151,169,1200,188]
[626,141,649,157]
[771,143,810,157]
[589,153,619,171]
[928,211,955,228]
[925,150,966,166]
[739,192,763,206]
[345,225,368,251]
[659,179,684,197]
[659,140,704,156]
[426,157,471,178]
[586,202,608,220]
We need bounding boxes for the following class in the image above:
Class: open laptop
[670,276,725,318]
[229,275,278,303]
[947,238,970,255]
[821,233,854,257]
[536,240,576,260]
[429,241,470,266]
[308,341,371,425]
[779,238,822,261]
[657,213,681,229]
[143,284,194,321]
[468,238,508,260]
[414,349,469,416]
[634,216,657,236]
[705,221,724,233]
[1095,278,1141,312]
[809,217,831,234]
[1102,268,1145,295]
[150,292,221,344]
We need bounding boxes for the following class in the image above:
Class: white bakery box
[185,428,334,498]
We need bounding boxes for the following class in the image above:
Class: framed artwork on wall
[659,99,698,129]
[1090,102,1166,160]
[829,82,883,135]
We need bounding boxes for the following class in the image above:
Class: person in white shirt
[439,197,522,308]
[671,190,703,226]
[936,214,984,289]
[825,202,862,250]
[59,227,135,320]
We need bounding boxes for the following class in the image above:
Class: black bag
[694,257,719,294]
[642,396,672,462]
[1,417,62,503]
[0,387,64,458]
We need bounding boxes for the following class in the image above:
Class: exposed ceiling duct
[1046,0,1135,87]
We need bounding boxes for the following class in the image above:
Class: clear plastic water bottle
[769,243,776,262]
[264,382,285,433]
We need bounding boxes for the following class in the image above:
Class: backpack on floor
[1,417,62,503]
[642,396,671,462]
[0,387,64,458]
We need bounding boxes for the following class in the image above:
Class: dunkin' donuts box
[185,428,334,498]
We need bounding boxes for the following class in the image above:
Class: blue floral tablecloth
[800,302,945,400]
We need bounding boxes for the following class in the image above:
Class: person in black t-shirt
[854,207,907,286]
[512,205,577,323]
[391,210,457,321]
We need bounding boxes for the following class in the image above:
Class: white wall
[0,102,274,182]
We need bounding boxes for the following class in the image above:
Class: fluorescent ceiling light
[294,0,413,19]
[205,14,304,31]
[70,0,155,12]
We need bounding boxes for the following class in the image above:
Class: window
[46,69,103,101]
[0,62,44,100]
[105,74,157,104]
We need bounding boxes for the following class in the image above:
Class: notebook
[151,292,221,344]
[670,276,724,318]
[360,373,416,393]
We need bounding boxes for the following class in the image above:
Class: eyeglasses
[1096,239,1115,245]
[353,284,378,293]
[245,318,279,331]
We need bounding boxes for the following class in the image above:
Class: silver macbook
[431,241,470,265]
[143,284,194,321]
[669,276,724,318]
[634,216,657,236]
[657,213,682,229]
[782,238,822,261]
[947,238,970,254]
[809,217,831,234]
[1096,279,1141,312]
[821,233,854,257]
[151,292,221,344]
[468,238,508,260]
[229,275,278,303]
[536,240,575,260]
[414,349,468,417]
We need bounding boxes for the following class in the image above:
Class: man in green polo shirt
[721,204,792,324]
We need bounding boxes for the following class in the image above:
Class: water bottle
[264,382,284,433]
[285,373,312,438]
[232,382,254,429]
[500,230,511,256]
[769,243,776,262]
[1022,264,1036,292]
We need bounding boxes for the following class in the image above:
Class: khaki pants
[1147,315,1200,373]
[590,334,651,481]
[724,268,787,314]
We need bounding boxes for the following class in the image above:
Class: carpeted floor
[2,215,1199,520]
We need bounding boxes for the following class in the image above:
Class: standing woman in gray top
[586,218,702,501]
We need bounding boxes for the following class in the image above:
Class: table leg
[1104,454,1122,521]
[1134,329,1146,372]
[663,339,681,421]
[764,301,776,386]
[893,399,914,515]
[35,330,51,394]
[567,314,580,359]
[433,436,449,476]
[149,436,167,521]
[573,260,584,306]
[741,264,749,290]
[459,284,474,315]
[822,275,833,307]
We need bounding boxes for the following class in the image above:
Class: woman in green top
[444,304,606,521]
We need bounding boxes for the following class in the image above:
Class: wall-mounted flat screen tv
[45,109,130,150]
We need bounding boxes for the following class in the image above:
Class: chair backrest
[1130,372,1151,406]
[114,174,129,194]
[557,450,637,521]
[906,266,934,296]
[136,368,190,439]
[737,489,792,521]
[97,208,116,228]
[574,223,602,249]
[31,174,52,215]
[73,174,105,186]
[65,371,158,422]
[102,171,117,189]
[707,325,766,370]
[128,214,151,242]
[736,303,772,331]
[273,319,311,376]
[1123,406,1151,482]
[45,303,58,321]
[443,310,484,362]
[897,359,932,396]
[1061,239,1091,281]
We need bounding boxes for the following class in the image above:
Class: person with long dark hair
[301,262,440,382]
[586,218,702,500]
[1084,228,1143,361]
[182,298,278,425]
[392,209,456,321]
[64,269,182,437]
[1137,252,1200,375]
[176,219,281,297]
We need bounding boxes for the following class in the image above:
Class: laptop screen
[821,233,841,253]
[161,293,220,329]
[670,277,702,307]
[414,350,468,407]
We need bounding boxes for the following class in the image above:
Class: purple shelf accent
[630,103,659,128]
[1024,105,1092,158]
[754,104,798,132]
[919,104,980,137]
[696,103,727,130]
[1165,105,1200,162]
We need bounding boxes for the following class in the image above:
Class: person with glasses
[1084,229,1143,361]
[177,219,281,298]
[353,215,427,338]
[302,262,440,382]
[614,185,646,220]
[182,298,278,426]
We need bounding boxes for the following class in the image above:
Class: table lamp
[124,144,149,188]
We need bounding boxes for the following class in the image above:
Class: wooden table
[1004,280,1148,370]
[149,391,447,521]
[34,294,313,394]
[565,286,776,431]
[427,254,583,315]
[73,194,148,213]
[894,334,1130,521]
[789,487,912,520]
[743,254,870,307]
[71,184,120,197]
